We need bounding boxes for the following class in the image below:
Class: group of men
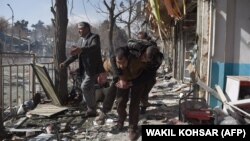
[60,21,163,141]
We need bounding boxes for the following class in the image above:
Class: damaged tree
[51,0,68,105]
[103,0,132,53]
[117,0,142,38]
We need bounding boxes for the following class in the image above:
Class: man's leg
[114,88,129,131]
[95,79,117,124]
[140,77,156,114]
[81,73,98,116]
[102,78,118,113]
[128,83,144,140]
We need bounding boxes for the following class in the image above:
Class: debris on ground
[2,72,248,140]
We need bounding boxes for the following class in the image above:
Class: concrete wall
[196,0,212,99]
[211,0,250,107]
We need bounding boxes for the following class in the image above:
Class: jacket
[103,55,146,81]
[64,33,105,76]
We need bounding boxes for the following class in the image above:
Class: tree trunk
[54,0,68,105]
[109,18,115,54]
[127,0,133,38]
[108,0,115,54]
[127,23,131,38]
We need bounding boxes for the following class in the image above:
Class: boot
[140,101,151,114]
[84,110,97,117]
[142,101,151,107]
[140,106,147,115]
[110,122,124,134]
[95,112,107,125]
[128,128,140,141]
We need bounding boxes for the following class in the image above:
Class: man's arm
[60,55,78,68]
[70,34,100,55]
[80,34,100,53]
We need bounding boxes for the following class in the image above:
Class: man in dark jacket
[139,47,163,114]
[60,21,105,117]
[136,31,164,114]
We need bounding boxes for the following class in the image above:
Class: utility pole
[0,40,4,139]
[7,4,14,52]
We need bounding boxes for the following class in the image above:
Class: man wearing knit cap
[60,21,105,117]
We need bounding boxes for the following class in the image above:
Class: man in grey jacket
[60,21,105,117]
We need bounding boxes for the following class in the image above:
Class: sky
[0,0,107,29]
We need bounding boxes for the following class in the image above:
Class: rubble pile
[2,73,227,140]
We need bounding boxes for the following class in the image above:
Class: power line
[87,0,108,19]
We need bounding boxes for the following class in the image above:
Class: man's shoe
[84,110,97,117]
[142,101,151,107]
[128,129,140,141]
[140,107,147,115]
[110,123,124,134]
[95,112,107,125]
[112,100,118,109]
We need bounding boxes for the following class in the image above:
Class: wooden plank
[28,104,68,117]
[225,102,250,118]
[8,128,42,132]
[197,80,221,101]
[14,117,28,128]
[215,85,250,119]
[215,85,229,103]
[229,99,250,107]
[31,64,62,106]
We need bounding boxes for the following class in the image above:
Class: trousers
[81,72,98,112]
[116,83,144,129]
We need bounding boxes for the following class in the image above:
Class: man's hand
[116,79,132,89]
[70,46,82,56]
[59,63,65,69]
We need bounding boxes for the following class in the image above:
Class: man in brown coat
[96,46,154,140]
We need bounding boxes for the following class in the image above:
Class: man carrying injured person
[96,46,158,141]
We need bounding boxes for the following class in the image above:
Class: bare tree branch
[117,17,129,24]
[82,0,91,23]
[96,6,109,15]
[51,0,56,27]
[114,0,139,19]
[70,0,74,15]
[51,6,56,18]
[103,0,111,11]
[51,19,55,27]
